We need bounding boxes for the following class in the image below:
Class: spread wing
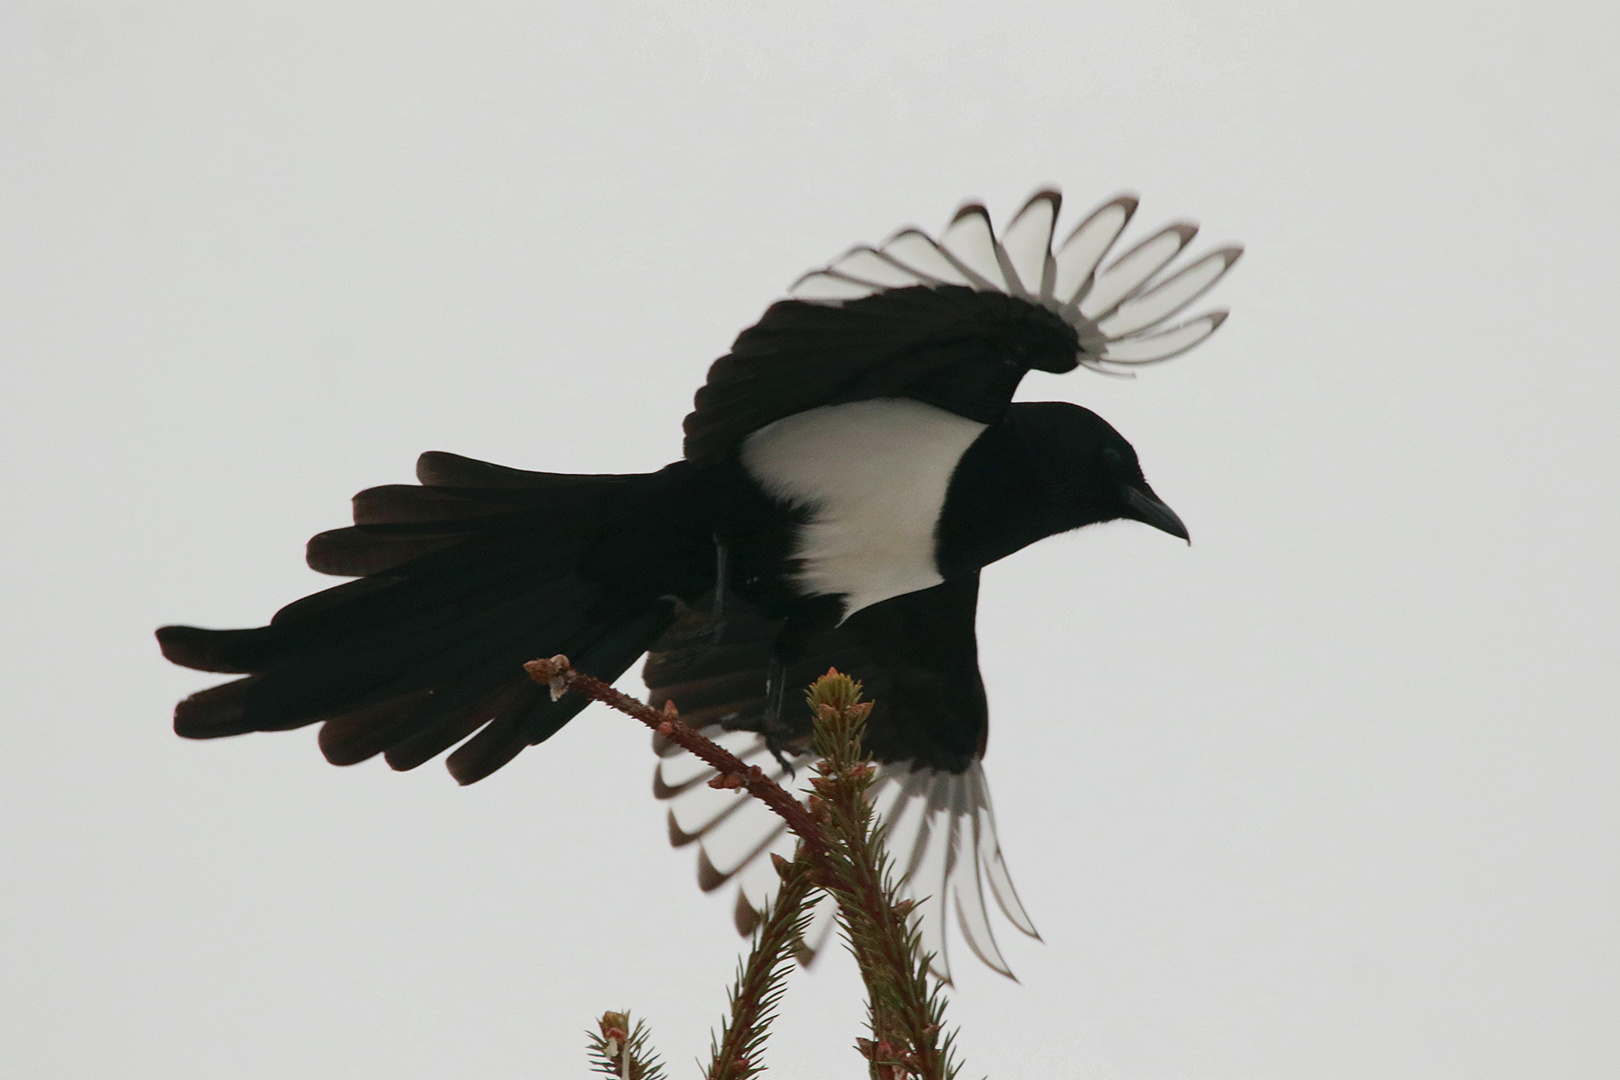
[641,576,1039,980]
[683,285,1079,464]
[682,190,1241,463]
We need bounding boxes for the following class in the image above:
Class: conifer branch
[535,658,964,1078]
[587,1011,667,1080]
[805,672,963,1080]
[706,850,818,1080]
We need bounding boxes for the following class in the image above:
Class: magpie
[158,190,1239,979]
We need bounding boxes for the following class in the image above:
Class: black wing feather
[682,286,1080,463]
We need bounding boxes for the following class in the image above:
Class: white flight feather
[789,189,1239,375]
[654,729,1037,982]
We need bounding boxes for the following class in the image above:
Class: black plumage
[684,285,1080,463]
[158,189,1238,976]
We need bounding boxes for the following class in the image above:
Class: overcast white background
[2,2,1616,1077]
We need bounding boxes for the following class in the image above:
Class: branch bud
[523,654,574,702]
[805,667,865,714]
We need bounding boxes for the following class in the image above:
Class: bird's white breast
[739,398,988,617]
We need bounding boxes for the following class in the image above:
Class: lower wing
[640,575,1040,980]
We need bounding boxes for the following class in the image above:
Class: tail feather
[305,526,466,577]
[266,574,398,629]
[414,450,630,490]
[157,624,266,675]
[446,598,674,784]
[351,484,511,525]
[299,603,579,755]
[381,681,534,772]
[254,578,603,718]
[317,689,439,766]
[166,574,588,729]
[445,702,536,784]
[170,675,262,737]
[160,452,685,782]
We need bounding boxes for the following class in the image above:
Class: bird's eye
[1101,447,1125,472]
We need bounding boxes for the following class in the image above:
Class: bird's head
[1005,401,1189,542]
[938,401,1189,576]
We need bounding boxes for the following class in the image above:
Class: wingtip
[695,848,728,893]
[157,624,244,674]
[733,893,764,936]
[667,808,702,848]
[879,224,927,247]
[445,726,525,785]
[155,623,194,665]
[171,676,257,739]
[653,767,709,800]
[415,450,459,486]
[947,200,992,228]
[1018,186,1064,215]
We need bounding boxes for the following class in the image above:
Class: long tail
[157,451,680,784]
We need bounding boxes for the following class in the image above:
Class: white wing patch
[789,188,1241,375]
[740,399,987,618]
[654,728,1038,982]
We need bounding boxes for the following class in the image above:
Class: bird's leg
[758,600,841,777]
[762,655,796,778]
[710,534,729,645]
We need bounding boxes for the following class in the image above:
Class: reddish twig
[523,655,828,858]
[535,657,962,1078]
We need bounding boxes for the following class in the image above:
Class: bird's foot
[760,655,799,778]
[710,534,730,646]
[765,737,799,780]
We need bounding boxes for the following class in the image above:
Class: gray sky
[2,2,1616,1077]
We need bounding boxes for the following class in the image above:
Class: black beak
[1123,484,1190,542]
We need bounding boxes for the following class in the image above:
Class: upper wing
[682,190,1242,463]
[641,576,1039,979]
[683,285,1078,464]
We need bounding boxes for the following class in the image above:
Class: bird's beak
[1123,485,1190,542]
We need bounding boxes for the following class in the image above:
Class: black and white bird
[158,189,1240,979]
